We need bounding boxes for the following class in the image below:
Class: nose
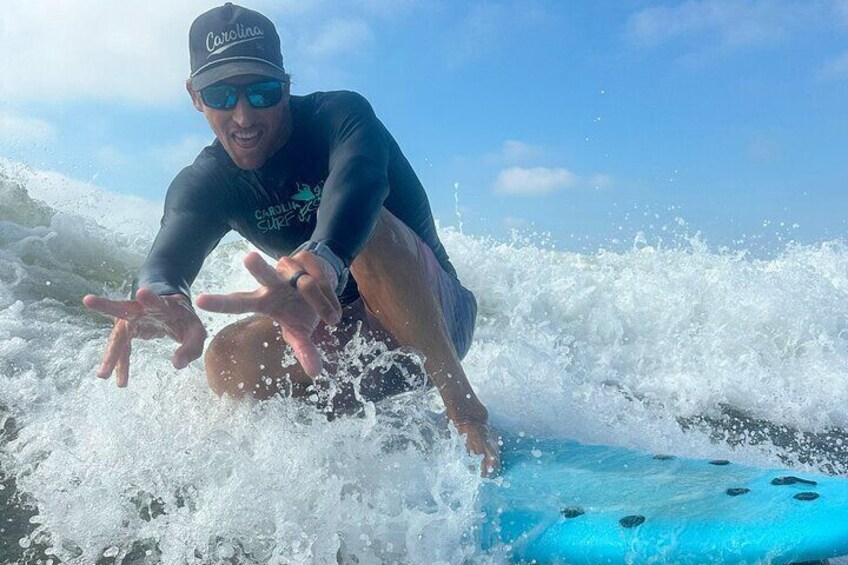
[230,93,254,127]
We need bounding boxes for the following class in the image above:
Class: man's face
[187,74,291,170]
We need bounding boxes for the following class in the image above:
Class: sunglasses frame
[200,79,285,110]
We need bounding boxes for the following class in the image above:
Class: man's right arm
[136,166,230,300]
[83,164,230,387]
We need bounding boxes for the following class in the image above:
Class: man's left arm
[307,92,392,268]
[299,93,500,474]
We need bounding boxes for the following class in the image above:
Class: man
[82,3,499,475]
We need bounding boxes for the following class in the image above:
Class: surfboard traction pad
[479,436,848,564]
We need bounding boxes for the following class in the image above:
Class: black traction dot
[709,460,731,466]
[771,476,818,487]
[620,515,646,528]
[794,492,820,501]
[560,506,585,519]
[726,488,751,497]
[653,454,674,461]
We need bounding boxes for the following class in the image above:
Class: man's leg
[204,314,309,401]
[350,209,489,425]
[203,209,483,417]
[204,208,498,471]
[204,298,421,409]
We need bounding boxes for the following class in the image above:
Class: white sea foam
[1,166,847,563]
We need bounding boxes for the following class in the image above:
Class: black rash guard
[137,90,456,306]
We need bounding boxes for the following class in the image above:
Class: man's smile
[232,129,262,148]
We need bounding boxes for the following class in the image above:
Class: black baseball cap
[188,3,287,90]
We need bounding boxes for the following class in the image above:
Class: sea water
[1,162,847,564]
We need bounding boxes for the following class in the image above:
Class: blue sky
[1,0,846,253]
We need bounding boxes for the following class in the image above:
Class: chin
[228,149,266,170]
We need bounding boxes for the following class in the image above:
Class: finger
[173,323,207,369]
[482,453,501,478]
[244,252,286,288]
[195,292,261,314]
[282,329,323,377]
[84,295,145,320]
[295,273,342,326]
[483,442,502,477]
[114,338,131,388]
[97,321,129,379]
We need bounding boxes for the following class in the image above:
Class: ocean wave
[2,167,847,563]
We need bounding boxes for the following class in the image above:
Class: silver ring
[289,270,308,288]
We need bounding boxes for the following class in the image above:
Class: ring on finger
[289,269,309,288]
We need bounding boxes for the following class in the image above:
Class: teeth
[234,131,259,141]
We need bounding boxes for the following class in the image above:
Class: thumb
[173,322,207,369]
[282,329,323,377]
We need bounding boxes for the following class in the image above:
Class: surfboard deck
[479,435,848,564]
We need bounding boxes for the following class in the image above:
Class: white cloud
[0,1,216,106]
[0,112,56,144]
[590,173,614,190]
[0,1,413,106]
[463,139,545,168]
[820,50,848,81]
[625,0,801,50]
[494,166,577,195]
[304,19,373,56]
[624,0,848,60]
[501,140,544,163]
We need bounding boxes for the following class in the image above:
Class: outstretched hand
[195,251,342,377]
[82,288,207,387]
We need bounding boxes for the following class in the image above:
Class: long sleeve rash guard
[136,90,456,306]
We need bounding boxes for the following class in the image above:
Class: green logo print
[254,181,324,233]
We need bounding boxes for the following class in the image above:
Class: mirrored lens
[245,81,283,108]
[200,80,282,110]
[200,84,237,110]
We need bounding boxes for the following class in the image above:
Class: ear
[186,80,204,112]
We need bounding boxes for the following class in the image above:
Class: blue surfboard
[480,435,848,563]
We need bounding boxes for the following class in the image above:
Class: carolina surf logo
[254,181,323,233]
[206,23,265,56]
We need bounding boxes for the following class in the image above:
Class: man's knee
[204,316,275,394]
[204,321,245,395]
[355,209,420,273]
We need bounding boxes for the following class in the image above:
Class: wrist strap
[292,240,350,296]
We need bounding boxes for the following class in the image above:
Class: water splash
[2,167,848,563]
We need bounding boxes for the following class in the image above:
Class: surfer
[82,3,500,475]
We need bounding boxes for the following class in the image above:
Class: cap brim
[190,60,287,90]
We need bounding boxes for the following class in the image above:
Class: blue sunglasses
[200,80,284,110]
